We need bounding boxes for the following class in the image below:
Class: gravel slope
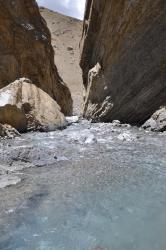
[40,7,84,115]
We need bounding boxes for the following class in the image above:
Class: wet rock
[0,78,67,132]
[66,116,79,125]
[0,124,20,139]
[80,0,166,124]
[142,107,166,132]
[117,132,138,142]
[0,0,72,115]
[84,133,97,144]
[112,120,131,128]
[66,129,97,145]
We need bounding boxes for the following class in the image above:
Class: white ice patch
[0,175,21,189]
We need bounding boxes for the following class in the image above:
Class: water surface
[0,121,166,250]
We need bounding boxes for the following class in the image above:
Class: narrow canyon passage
[0,1,166,250]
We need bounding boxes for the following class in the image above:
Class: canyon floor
[0,119,166,250]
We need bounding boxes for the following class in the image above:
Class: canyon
[0,1,166,249]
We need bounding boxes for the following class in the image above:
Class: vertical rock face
[0,0,72,115]
[80,0,166,124]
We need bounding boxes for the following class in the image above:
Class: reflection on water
[0,121,166,250]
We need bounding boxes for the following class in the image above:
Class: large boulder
[0,0,72,115]
[142,107,166,132]
[0,78,67,132]
[80,0,166,124]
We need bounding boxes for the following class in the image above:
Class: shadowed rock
[80,0,166,124]
[142,106,166,132]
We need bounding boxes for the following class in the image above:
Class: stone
[117,132,137,142]
[0,78,67,132]
[142,107,166,132]
[0,0,72,115]
[84,133,97,144]
[66,116,79,124]
[80,0,166,124]
[0,124,21,139]
[83,62,113,121]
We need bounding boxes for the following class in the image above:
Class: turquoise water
[0,122,166,250]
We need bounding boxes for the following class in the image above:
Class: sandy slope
[40,7,83,115]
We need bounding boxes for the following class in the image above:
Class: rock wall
[0,0,72,115]
[80,0,166,124]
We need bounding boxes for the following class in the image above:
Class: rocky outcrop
[142,107,166,132]
[80,0,166,124]
[0,0,72,115]
[0,78,67,132]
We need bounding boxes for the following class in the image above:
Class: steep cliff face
[0,0,72,115]
[80,0,166,124]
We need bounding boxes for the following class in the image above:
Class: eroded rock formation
[80,0,166,124]
[0,78,67,132]
[0,0,72,115]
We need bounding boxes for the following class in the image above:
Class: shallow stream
[0,120,166,250]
